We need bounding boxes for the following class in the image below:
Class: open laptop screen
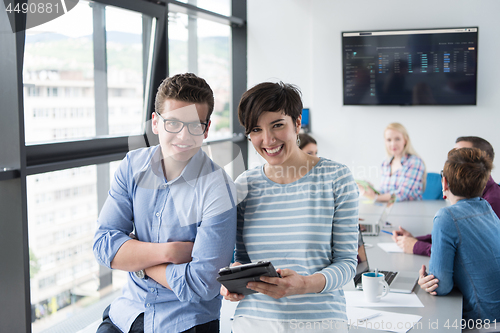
[355,230,369,278]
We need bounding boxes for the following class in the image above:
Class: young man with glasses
[93,73,237,333]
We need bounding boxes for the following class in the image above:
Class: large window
[0,0,246,331]
[21,1,158,331]
[23,1,153,144]
[23,2,95,144]
[168,10,232,139]
[176,0,231,16]
[27,163,126,332]
[105,6,149,136]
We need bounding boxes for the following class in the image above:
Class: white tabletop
[388,200,448,217]
[351,231,462,332]
[220,200,462,333]
[354,199,462,332]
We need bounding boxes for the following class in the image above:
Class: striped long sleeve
[233,158,359,322]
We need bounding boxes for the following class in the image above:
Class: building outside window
[168,8,232,139]
[23,1,153,331]
[2,0,245,331]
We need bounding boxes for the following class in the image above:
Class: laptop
[358,202,391,236]
[354,231,418,294]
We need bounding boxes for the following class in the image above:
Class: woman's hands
[220,262,245,302]
[418,265,439,296]
[248,269,325,299]
[357,183,376,200]
[220,267,326,301]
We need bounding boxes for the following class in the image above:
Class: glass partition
[28,162,125,332]
[23,1,154,145]
[168,11,232,140]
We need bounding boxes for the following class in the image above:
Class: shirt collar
[150,146,204,188]
[388,153,410,164]
[179,148,205,187]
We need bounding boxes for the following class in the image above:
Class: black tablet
[217,261,281,295]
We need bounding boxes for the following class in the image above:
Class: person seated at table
[418,147,500,322]
[392,136,500,255]
[358,122,425,203]
[298,133,318,156]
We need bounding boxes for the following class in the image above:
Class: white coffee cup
[362,272,390,302]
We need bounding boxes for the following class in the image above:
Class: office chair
[422,172,444,200]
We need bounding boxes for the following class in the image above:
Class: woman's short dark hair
[456,136,495,162]
[299,133,317,150]
[238,82,303,135]
[443,147,493,198]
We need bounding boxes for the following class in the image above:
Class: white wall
[247,0,500,184]
[246,0,313,168]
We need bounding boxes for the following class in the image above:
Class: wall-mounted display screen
[342,27,478,106]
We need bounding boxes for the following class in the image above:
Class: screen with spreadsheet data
[342,27,478,106]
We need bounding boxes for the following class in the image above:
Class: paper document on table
[347,307,422,333]
[377,242,404,253]
[345,290,424,307]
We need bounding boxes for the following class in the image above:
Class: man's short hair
[443,147,493,198]
[154,73,214,121]
[238,81,303,136]
[456,136,494,162]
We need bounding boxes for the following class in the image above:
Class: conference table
[220,200,464,333]
[349,199,463,332]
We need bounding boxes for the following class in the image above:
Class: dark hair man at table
[392,136,500,256]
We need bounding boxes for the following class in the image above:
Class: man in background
[392,136,500,256]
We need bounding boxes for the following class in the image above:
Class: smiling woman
[220,81,359,333]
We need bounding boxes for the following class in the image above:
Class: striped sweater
[233,158,359,322]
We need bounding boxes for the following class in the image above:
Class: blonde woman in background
[358,122,425,202]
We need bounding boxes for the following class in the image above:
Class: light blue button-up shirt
[93,146,237,332]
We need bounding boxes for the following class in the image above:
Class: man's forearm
[110,240,170,271]
[145,264,171,289]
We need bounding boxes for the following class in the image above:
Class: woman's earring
[442,190,447,200]
[296,136,301,147]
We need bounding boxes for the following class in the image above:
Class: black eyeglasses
[440,170,444,179]
[155,111,208,136]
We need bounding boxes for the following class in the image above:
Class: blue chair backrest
[422,172,443,200]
